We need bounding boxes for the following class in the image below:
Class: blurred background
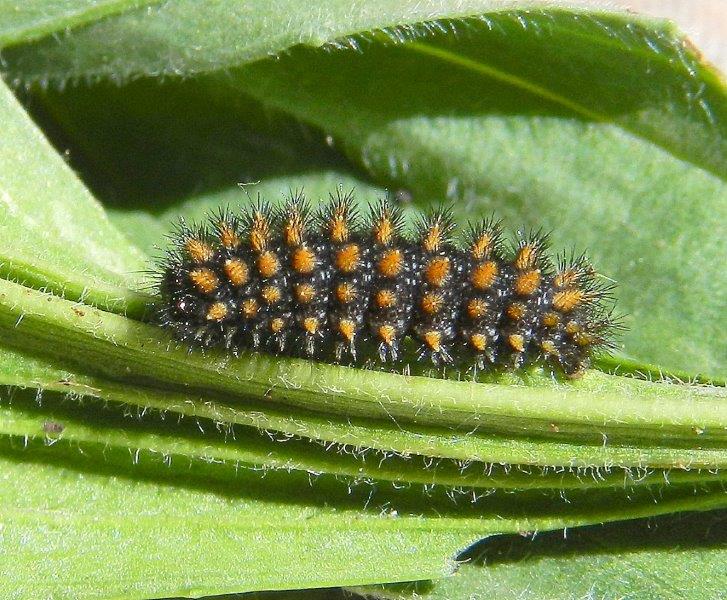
[592,0,726,73]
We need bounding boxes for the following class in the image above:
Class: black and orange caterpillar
[158,191,617,376]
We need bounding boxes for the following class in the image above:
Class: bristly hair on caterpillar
[156,190,621,378]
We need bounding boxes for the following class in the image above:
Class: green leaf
[0,79,152,316]
[3,433,724,600]
[0,0,517,81]
[6,351,726,491]
[0,433,474,598]
[5,342,727,476]
[0,0,163,47]
[359,511,727,600]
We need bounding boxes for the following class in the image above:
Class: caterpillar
[158,190,618,377]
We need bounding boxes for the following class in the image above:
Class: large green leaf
[6,342,726,474]
[9,383,718,492]
[0,1,524,81]
[3,432,724,599]
[359,511,727,600]
[0,80,151,316]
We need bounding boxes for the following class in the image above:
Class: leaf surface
[0,1,528,81]
[1,409,725,599]
[359,511,727,600]
[0,80,151,315]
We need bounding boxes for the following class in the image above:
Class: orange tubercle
[189,268,219,294]
[467,298,488,320]
[373,217,394,246]
[470,261,497,290]
[241,298,259,318]
[425,257,450,287]
[421,292,443,315]
[553,289,585,312]
[205,302,228,321]
[375,289,397,309]
[508,334,525,352]
[514,245,537,271]
[257,251,279,278]
[470,333,487,352]
[423,330,442,352]
[336,283,356,304]
[291,246,316,274]
[218,224,240,249]
[378,324,396,345]
[261,285,281,305]
[506,302,526,321]
[514,270,541,296]
[335,244,360,273]
[338,319,356,342]
[470,234,492,260]
[224,258,249,287]
[295,283,316,304]
[185,239,214,263]
[270,317,285,333]
[377,249,403,278]
[303,317,319,334]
